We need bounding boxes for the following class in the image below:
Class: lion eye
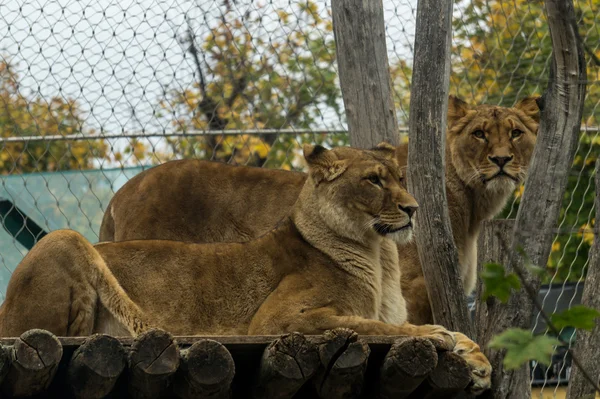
[472,130,485,139]
[367,175,382,187]
[511,129,523,139]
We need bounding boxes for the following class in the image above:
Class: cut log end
[312,328,370,399]
[379,337,438,399]
[128,328,180,399]
[67,334,126,399]
[253,332,319,399]
[174,338,235,399]
[2,329,63,398]
[411,351,472,399]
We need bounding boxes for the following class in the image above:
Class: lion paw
[416,324,456,351]
[453,332,492,395]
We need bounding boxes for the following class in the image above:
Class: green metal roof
[0,166,145,301]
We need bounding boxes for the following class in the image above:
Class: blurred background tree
[0,60,109,173]
[158,0,346,169]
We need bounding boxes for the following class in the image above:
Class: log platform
[0,328,478,398]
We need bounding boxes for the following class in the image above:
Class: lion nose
[399,204,418,218]
[489,155,513,167]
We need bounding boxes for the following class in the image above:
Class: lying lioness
[1,144,452,342]
[0,144,493,393]
[100,96,540,326]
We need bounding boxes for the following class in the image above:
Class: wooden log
[331,0,399,148]
[1,329,63,397]
[0,345,10,386]
[408,351,471,399]
[173,339,235,399]
[406,0,472,335]
[311,328,370,399]
[128,329,180,399]
[567,158,600,398]
[66,334,126,399]
[252,332,319,399]
[379,337,438,399]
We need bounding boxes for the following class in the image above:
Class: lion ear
[447,95,471,126]
[370,141,396,160]
[303,144,348,185]
[514,96,541,123]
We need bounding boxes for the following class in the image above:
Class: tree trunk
[503,0,587,359]
[406,0,472,335]
[566,158,600,398]
[475,220,531,399]
[331,0,400,148]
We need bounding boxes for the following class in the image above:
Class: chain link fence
[0,0,598,395]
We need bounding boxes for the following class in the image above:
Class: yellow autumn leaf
[578,222,595,246]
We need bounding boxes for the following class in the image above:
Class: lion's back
[100,159,307,243]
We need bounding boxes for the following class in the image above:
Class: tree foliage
[0,61,108,173]
[159,0,344,168]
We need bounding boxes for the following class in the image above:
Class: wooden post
[331,0,400,148]
[173,339,235,399]
[128,329,180,399]
[406,0,472,335]
[311,328,370,399]
[379,337,438,399]
[67,334,126,399]
[253,332,319,399]
[566,158,600,398]
[474,220,531,399]
[1,329,63,397]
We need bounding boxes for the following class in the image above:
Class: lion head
[302,142,418,245]
[447,95,540,195]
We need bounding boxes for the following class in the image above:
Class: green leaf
[480,262,521,303]
[551,305,600,331]
[489,328,559,370]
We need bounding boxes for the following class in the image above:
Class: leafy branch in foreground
[489,328,559,370]
[481,244,600,392]
[480,262,520,303]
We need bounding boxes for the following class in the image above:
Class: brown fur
[100,96,539,325]
[101,97,539,393]
[0,144,457,351]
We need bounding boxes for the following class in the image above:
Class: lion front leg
[249,303,455,351]
[452,332,492,395]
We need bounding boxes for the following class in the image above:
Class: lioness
[0,144,453,343]
[100,95,539,325]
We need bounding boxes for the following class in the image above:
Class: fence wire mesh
[0,0,598,394]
